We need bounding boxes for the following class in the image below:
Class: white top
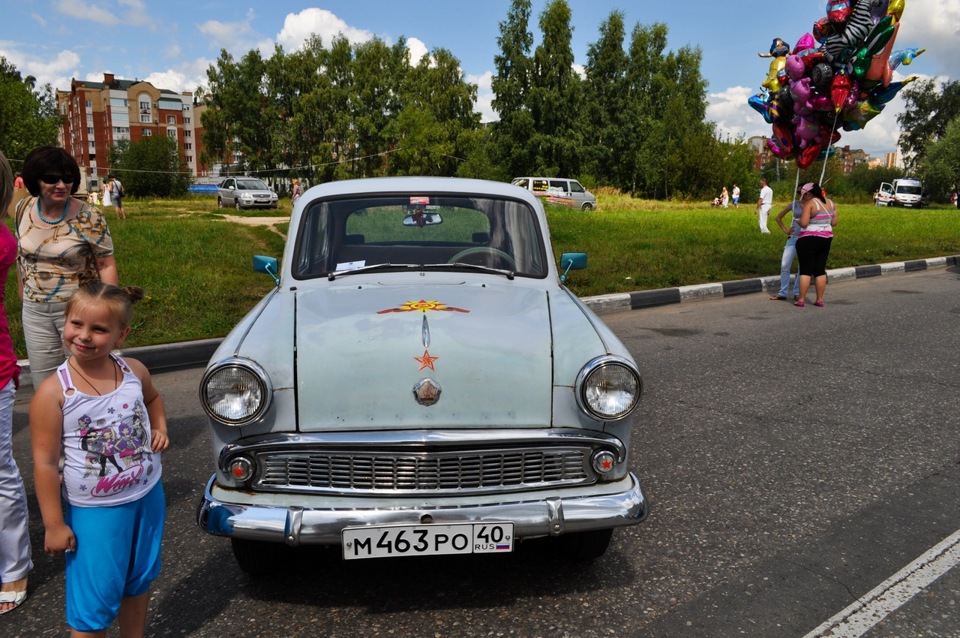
[759,185,773,206]
[57,355,162,507]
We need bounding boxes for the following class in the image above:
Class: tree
[582,11,629,187]
[918,116,960,203]
[201,49,274,175]
[0,57,61,167]
[491,0,536,179]
[528,0,581,176]
[385,48,480,176]
[623,22,668,196]
[109,136,189,198]
[896,79,960,171]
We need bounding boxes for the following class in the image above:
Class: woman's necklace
[37,197,70,224]
[68,359,118,396]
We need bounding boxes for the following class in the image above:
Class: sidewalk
[17,254,959,386]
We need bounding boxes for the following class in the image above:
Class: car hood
[294,282,554,431]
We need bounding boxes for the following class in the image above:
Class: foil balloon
[767,137,794,159]
[890,47,925,70]
[748,93,774,123]
[831,72,852,113]
[823,0,876,65]
[826,0,852,24]
[772,121,794,153]
[811,62,834,90]
[887,0,905,21]
[797,144,822,169]
[864,21,899,86]
[871,75,918,105]
[843,100,883,131]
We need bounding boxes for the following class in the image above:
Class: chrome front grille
[252,446,593,495]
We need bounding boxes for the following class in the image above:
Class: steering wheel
[447,247,517,269]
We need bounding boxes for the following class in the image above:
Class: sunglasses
[39,174,75,185]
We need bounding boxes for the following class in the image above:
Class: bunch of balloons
[748,0,925,168]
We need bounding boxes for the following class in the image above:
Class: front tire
[231,538,290,575]
[235,200,243,211]
[581,202,594,211]
[217,197,224,209]
[563,528,613,561]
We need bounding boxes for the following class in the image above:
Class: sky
[2,0,958,159]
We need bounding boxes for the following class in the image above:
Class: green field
[5,193,958,357]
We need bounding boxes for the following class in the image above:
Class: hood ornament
[413,378,441,406]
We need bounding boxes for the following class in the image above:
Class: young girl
[31,280,169,638]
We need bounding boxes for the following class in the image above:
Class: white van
[891,178,924,207]
[512,177,597,211]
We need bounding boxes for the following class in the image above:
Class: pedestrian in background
[31,280,169,637]
[769,184,803,301]
[291,178,302,203]
[794,182,838,307]
[721,186,729,208]
[756,178,772,233]
[0,150,31,617]
[15,146,120,387]
[109,175,126,219]
[732,183,740,208]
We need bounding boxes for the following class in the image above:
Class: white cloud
[0,44,80,90]
[55,0,119,26]
[276,8,374,52]
[198,10,258,52]
[165,44,182,59]
[897,0,960,79]
[467,71,496,122]
[407,37,429,65]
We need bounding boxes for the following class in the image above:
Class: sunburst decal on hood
[377,299,470,314]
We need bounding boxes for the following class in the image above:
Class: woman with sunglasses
[15,146,119,387]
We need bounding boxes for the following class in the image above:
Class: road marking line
[804,528,960,637]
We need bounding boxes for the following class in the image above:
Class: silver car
[197,177,647,573]
[217,176,279,210]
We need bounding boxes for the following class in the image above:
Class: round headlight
[576,356,641,421]
[200,358,271,425]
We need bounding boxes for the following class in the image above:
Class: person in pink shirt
[0,150,32,616]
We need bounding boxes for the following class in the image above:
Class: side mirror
[559,252,587,282]
[253,255,280,286]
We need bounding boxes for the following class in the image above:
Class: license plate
[342,522,514,560]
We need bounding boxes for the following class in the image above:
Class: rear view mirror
[559,252,587,282]
[253,255,280,286]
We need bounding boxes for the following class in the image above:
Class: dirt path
[222,214,289,238]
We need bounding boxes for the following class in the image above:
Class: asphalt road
[5,267,959,637]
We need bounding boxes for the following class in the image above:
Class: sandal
[794,300,805,307]
[0,590,27,615]
[814,300,825,307]
[769,295,787,300]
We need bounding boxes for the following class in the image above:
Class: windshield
[237,179,269,190]
[292,194,548,279]
[896,185,922,195]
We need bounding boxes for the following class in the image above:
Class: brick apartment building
[56,73,211,191]
[747,135,872,175]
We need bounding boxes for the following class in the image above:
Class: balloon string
[794,169,801,204]
[820,110,841,185]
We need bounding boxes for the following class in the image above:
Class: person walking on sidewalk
[756,178,772,233]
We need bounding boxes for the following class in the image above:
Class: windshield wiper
[328,262,515,280]
[327,263,417,280]
[427,262,516,280]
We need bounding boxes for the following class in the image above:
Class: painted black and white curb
[582,255,960,313]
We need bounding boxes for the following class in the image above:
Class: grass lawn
[4,192,958,357]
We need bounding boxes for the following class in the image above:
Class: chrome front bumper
[197,473,648,545]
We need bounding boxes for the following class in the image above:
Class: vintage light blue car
[197,177,647,573]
